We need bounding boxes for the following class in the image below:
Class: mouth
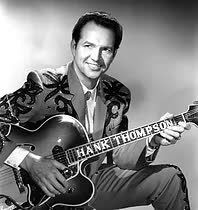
[87,63,102,71]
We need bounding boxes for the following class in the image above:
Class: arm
[0,71,43,165]
[149,113,191,148]
[112,115,155,170]
[0,71,67,197]
[113,112,190,170]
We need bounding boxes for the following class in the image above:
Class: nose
[91,48,101,62]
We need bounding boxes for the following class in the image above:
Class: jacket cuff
[4,147,29,169]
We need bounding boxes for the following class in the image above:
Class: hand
[20,153,67,197]
[151,112,191,147]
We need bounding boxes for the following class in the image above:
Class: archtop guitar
[1,103,198,209]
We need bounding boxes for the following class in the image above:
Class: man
[0,11,191,209]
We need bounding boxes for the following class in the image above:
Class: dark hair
[72,11,123,50]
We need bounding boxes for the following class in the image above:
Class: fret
[75,146,84,160]
[82,143,94,158]
[111,133,125,146]
[100,137,112,152]
[66,149,76,164]
[65,150,71,165]
[72,148,79,162]
[87,142,95,156]
[66,150,72,164]
[64,114,189,164]
[91,140,103,154]
[173,114,185,124]
[107,137,114,149]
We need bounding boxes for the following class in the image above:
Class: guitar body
[6,115,95,208]
[2,103,198,209]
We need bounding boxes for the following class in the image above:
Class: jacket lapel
[93,95,107,140]
[68,63,86,126]
[68,63,107,139]
[93,80,107,140]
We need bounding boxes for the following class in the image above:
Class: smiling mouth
[88,63,101,70]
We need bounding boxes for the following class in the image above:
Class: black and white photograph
[0,1,197,209]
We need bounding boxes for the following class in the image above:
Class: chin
[88,72,102,79]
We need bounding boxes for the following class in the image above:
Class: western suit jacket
[0,62,158,175]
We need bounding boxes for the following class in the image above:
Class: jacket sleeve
[111,94,160,170]
[0,71,43,165]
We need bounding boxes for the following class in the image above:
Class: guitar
[0,165,30,209]
[1,103,198,209]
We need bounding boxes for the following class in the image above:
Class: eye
[103,47,113,55]
[84,44,93,49]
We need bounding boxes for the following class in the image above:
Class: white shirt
[80,82,97,134]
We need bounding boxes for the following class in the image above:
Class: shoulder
[101,74,131,111]
[27,65,68,85]
[101,74,131,99]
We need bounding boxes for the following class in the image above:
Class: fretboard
[66,113,187,165]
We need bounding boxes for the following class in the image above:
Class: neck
[81,78,98,90]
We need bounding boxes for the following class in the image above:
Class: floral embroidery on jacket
[42,71,76,116]
[55,95,76,116]
[0,78,42,122]
[43,72,70,102]
[103,79,130,106]
[102,78,130,130]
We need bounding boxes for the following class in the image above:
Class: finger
[42,177,62,195]
[39,181,56,197]
[160,130,180,142]
[52,159,67,171]
[167,125,184,133]
[162,137,177,145]
[160,138,173,146]
[55,170,68,189]
[51,160,68,189]
[160,130,176,140]
[185,123,191,130]
[160,112,173,121]
[48,174,66,194]
[178,121,191,130]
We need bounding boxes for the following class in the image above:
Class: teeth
[88,63,101,69]
[91,63,99,67]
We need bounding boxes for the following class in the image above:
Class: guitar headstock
[185,102,198,127]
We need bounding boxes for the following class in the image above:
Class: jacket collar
[67,62,107,140]
[68,62,85,126]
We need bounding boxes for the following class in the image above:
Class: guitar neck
[66,113,187,165]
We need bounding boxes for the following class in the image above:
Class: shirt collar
[80,80,99,101]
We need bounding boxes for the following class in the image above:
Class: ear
[70,40,77,56]
[113,49,117,58]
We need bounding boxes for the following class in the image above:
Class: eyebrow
[83,41,94,45]
[83,41,113,49]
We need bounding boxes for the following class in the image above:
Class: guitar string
[1,108,198,181]
[0,175,17,184]
[48,109,198,162]
[0,178,16,185]
[0,168,21,183]
[0,174,15,181]
[62,110,198,163]
[0,170,15,177]
[1,110,198,178]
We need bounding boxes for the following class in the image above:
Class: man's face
[71,21,116,88]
